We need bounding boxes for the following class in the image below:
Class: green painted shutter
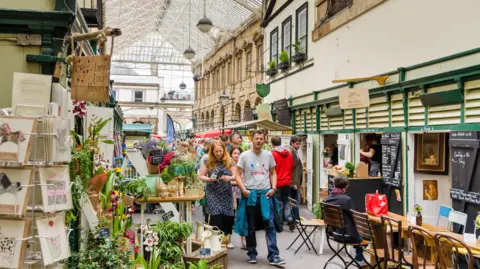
[344,109,353,129]
[368,96,389,128]
[391,93,404,127]
[295,110,303,131]
[465,80,480,123]
[427,84,460,125]
[408,90,424,126]
[328,104,343,130]
[320,108,328,130]
[305,109,315,132]
[356,108,367,129]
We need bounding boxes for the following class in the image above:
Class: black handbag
[272,196,284,233]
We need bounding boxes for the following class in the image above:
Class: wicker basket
[183,249,228,269]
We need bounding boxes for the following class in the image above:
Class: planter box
[183,249,228,269]
[278,61,290,71]
[266,68,278,77]
[292,53,307,64]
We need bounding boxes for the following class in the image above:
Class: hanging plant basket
[292,53,307,64]
[266,68,278,77]
[278,61,290,72]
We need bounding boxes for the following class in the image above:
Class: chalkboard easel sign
[273,99,291,126]
[380,132,402,188]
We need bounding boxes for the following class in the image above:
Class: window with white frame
[296,3,308,56]
[282,17,292,57]
[133,91,144,102]
[270,28,278,64]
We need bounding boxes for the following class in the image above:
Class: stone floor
[136,204,345,269]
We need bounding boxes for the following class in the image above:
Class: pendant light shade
[179,81,187,90]
[184,46,196,60]
[197,17,213,33]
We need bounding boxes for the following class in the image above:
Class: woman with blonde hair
[198,140,235,249]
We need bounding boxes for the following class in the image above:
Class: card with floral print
[0,217,31,269]
[36,212,70,265]
[36,166,72,212]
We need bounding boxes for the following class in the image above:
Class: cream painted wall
[264,0,480,102]
[3,0,55,10]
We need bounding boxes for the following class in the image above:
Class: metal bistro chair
[286,197,325,255]
[436,205,452,228]
[380,215,412,269]
[351,210,383,268]
[448,210,468,234]
[322,203,369,269]
[435,233,474,269]
[408,225,437,269]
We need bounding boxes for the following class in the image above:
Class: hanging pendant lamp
[179,81,187,90]
[197,0,213,33]
[184,0,196,60]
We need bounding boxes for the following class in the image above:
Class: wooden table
[136,194,205,254]
[368,212,480,263]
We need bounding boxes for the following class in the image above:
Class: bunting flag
[165,114,175,144]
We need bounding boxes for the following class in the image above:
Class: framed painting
[36,212,70,265]
[0,116,37,163]
[0,217,31,269]
[415,133,448,174]
[37,166,72,212]
[423,180,438,200]
[0,167,33,216]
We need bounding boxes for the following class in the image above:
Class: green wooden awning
[123,124,152,134]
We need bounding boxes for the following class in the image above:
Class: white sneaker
[227,242,234,249]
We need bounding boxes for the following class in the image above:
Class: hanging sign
[71,55,111,103]
[256,104,272,121]
[273,99,291,126]
[339,88,370,109]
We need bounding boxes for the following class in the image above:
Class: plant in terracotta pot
[266,60,278,77]
[413,204,423,226]
[278,50,291,72]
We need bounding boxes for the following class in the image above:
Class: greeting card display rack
[0,114,73,269]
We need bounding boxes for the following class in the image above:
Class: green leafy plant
[292,40,304,55]
[71,116,114,154]
[413,204,423,214]
[268,60,276,70]
[312,202,323,219]
[345,162,355,177]
[121,178,151,199]
[188,260,222,269]
[279,50,289,63]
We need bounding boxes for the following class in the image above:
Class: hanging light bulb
[184,0,196,60]
[179,81,187,90]
[197,0,213,33]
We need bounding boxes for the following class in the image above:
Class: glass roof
[105,0,262,66]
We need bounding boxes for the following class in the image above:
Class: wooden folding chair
[322,203,369,269]
[408,225,437,269]
[380,215,412,269]
[435,233,474,269]
[351,210,383,268]
[286,197,325,255]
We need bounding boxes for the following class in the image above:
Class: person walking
[235,129,285,266]
[198,141,236,249]
[270,136,295,231]
[230,146,247,250]
[288,135,303,222]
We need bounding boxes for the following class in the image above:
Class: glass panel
[134,91,143,102]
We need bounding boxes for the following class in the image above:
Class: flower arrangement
[475,211,480,229]
[413,204,423,213]
[323,147,331,157]
[72,100,87,118]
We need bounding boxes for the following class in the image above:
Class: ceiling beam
[112,59,192,66]
[232,0,261,17]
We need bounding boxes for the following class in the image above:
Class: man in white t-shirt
[235,129,286,267]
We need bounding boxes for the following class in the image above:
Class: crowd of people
[175,130,306,267]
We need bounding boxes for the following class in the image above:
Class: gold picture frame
[415,133,448,174]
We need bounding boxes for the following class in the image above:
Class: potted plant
[278,50,290,72]
[188,260,222,269]
[292,40,307,64]
[413,204,423,226]
[266,60,278,77]
[345,162,355,178]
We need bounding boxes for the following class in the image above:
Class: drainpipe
[398,67,409,213]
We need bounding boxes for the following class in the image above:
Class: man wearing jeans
[288,135,303,222]
[235,129,286,267]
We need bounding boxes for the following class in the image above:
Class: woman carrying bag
[198,141,235,249]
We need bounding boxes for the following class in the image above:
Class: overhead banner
[339,88,370,109]
[165,114,175,144]
[256,104,272,121]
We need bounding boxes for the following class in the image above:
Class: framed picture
[0,217,31,269]
[0,167,34,216]
[36,212,71,265]
[415,133,448,174]
[0,116,38,163]
[36,166,72,212]
[423,180,438,200]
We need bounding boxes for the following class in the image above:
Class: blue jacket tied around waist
[234,189,282,236]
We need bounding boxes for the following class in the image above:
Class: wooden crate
[183,249,228,269]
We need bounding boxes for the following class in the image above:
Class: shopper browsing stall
[235,129,285,266]
[198,141,235,249]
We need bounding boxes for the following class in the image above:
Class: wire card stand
[0,114,73,269]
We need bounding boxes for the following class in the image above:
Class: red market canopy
[195,129,232,138]
[150,134,162,140]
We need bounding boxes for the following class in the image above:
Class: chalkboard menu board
[273,99,291,126]
[327,175,334,195]
[380,132,402,188]
[244,108,254,121]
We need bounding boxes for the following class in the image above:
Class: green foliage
[70,151,93,187]
[188,260,222,269]
[65,175,88,227]
[268,60,276,70]
[70,230,133,269]
[121,178,151,199]
[161,159,198,185]
[152,221,193,243]
[71,117,113,154]
[292,40,304,55]
[312,202,323,219]
[279,50,289,63]
[413,204,423,213]
[345,162,355,177]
